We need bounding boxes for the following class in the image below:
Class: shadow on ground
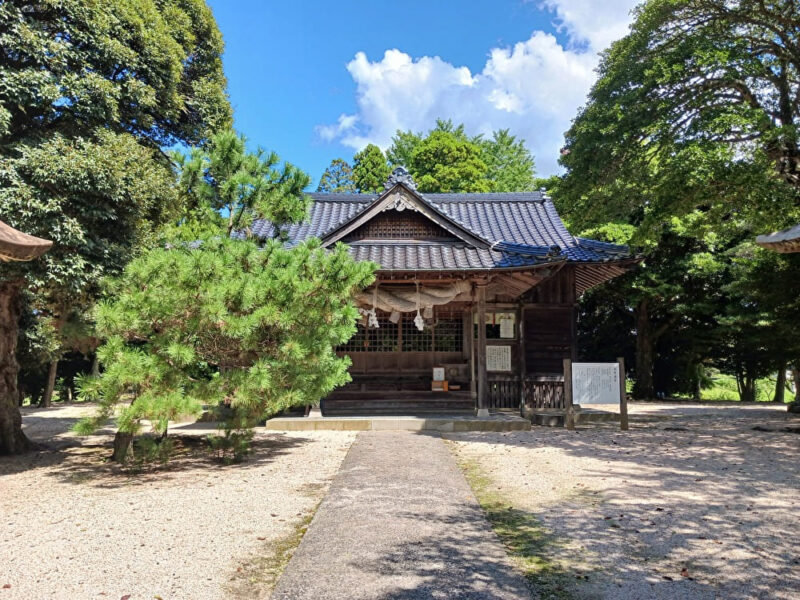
[447,408,800,599]
[0,431,311,490]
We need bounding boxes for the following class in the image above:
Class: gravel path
[446,404,799,600]
[272,430,531,600]
[0,405,356,600]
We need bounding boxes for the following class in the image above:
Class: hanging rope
[414,281,425,331]
[368,283,379,328]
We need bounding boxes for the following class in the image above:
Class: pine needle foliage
[174,130,311,238]
[76,228,376,452]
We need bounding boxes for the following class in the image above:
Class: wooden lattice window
[433,315,464,352]
[338,309,464,353]
[343,211,457,241]
[402,316,433,351]
[339,315,399,352]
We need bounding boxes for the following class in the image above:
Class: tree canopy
[558,0,800,401]
[352,145,391,193]
[561,0,800,228]
[317,158,356,193]
[385,120,536,193]
[175,129,310,237]
[0,0,231,454]
[479,129,536,192]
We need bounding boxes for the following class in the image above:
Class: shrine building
[251,168,637,416]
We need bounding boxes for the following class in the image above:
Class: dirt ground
[0,405,356,600]
[447,403,800,600]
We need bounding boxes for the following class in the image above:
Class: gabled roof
[248,170,632,273]
[319,179,493,250]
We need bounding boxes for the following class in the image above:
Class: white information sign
[486,345,512,372]
[572,362,620,405]
[432,367,445,381]
[499,316,515,339]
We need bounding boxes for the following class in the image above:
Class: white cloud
[539,0,639,51]
[317,1,639,175]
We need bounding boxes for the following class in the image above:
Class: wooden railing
[487,379,520,409]
[523,378,565,410]
[487,376,565,410]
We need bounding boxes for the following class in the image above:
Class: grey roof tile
[345,242,547,271]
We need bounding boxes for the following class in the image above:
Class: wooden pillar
[465,309,475,398]
[476,285,488,416]
[518,304,526,409]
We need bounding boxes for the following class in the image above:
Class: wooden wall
[522,267,577,376]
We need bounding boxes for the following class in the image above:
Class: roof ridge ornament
[384,166,417,191]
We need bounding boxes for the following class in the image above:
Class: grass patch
[226,506,317,599]
[450,447,576,599]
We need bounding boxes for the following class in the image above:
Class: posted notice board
[572,362,620,404]
[486,345,512,372]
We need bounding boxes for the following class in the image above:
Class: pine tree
[77,229,376,462]
[352,145,390,193]
[317,159,356,193]
[175,129,310,238]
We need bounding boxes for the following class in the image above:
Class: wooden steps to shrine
[322,391,474,416]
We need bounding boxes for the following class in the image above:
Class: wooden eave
[756,224,800,253]
[572,258,641,296]
[0,220,53,262]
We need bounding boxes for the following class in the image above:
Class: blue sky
[207,0,639,186]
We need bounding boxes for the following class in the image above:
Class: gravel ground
[0,405,356,600]
[446,404,800,600]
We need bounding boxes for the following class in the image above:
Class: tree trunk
[0,280,32,455]
[634,298,656,399]
[41,358,58,407]
[740,375,756,403]
[793,366,800,402]
[111,431,134,463]
[91,354,100,377]
[774,363,786,404]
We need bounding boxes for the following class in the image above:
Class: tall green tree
[561,0,800,223]
[352,145,390,193]
[317,158,356,193]
[387,121,535,192]
[175,129,310,237]
[408,130,489,193]
[559,0,800,399]
[386,130,422,168]
[0,0,231,454]
[480,129,536,192]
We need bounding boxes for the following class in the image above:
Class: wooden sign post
[618,356,628,431]
[563,358,575,430]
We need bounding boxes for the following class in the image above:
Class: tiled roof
[347,242,548,271]
[247,190,631,271]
